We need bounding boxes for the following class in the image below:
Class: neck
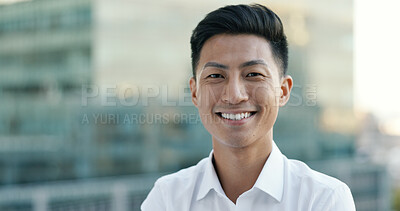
[212,133,273,204]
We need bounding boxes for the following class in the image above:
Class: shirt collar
[196,150,226,200]
[196,141,284,202]
[253,141,284,202]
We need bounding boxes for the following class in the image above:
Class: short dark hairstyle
[190,4,288,78]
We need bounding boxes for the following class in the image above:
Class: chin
[213,134,256,148]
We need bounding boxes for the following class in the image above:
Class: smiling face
[190,34,292,148]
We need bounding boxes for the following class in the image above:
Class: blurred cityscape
[0,0,398,210]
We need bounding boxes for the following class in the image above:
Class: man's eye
[207,74,224,78]
[247,72,262,77]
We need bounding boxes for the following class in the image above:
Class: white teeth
[220,112,253,121]
[235,114,240,120]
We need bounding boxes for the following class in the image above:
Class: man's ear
[189,77,198,107]
[279,75,293,107]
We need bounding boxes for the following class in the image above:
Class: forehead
[197,34,278,73]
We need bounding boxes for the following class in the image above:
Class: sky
[354,0,400,118]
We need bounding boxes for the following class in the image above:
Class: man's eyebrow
[203,62,229,70]
[239,60,269,69]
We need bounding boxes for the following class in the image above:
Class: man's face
[190,34,292,148]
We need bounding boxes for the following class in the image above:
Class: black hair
[190,4,288,78]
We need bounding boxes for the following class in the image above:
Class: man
[141,4,355,211]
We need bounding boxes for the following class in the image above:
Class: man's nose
[221,78,249,104]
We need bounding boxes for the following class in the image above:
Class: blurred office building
[0,0,392,210]
[0,0,95,184]
[0,0,212,181]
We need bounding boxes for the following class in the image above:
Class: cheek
[197,85,222,108]
[251,84,280,106]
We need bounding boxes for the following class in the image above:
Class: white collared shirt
[141,141,356,211]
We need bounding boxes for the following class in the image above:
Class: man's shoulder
[141,157,209,211]
[155,156,208,188]
[285,157,349,191]
[283,158,355,210]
